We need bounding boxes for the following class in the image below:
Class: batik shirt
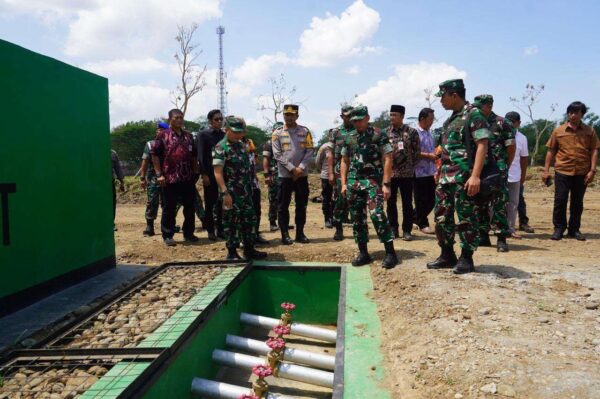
[387,124,420,178]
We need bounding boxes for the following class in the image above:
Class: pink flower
[281,302,296,311]
[266,337,286,350]
[252,365,273,378]
[272,324,291,336]
[238,395,259,399]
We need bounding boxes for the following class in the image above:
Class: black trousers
[518,184,529,225]
[387,177,414,233]
[414,175,436,228]
[553,172,587,233]
[162,181,196,239]
[203,177,223,234]
[321,178,333,221]
[279,177,309,232]
[252,186,261,233]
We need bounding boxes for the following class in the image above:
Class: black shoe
[352,243,372,266]
[393,228,400,239]
[269,223,279,232]
[226,247,243,261]
[382,241,399,269]
[208,231,217,241]
[281,231,293,245]
[479,232,492,247]
[496,237,509,252]
[143,221,155,237]
[295,231,310,244]
[217,230,226,240]
[519,224,535,233]
[566,230,586,241]
[244,246,268,260]
[184,234,199,243]
[333,224,344,241]
[453,250,475,274]
[255,234,270,245]
[426,247,457,269]
[325,218,333,229]
[401,232,413,242]
[551,229,564,241]
[174,225,181,234]
[163,237,176,247]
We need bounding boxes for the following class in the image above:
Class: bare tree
[509,84,557,166]
[171,23,207,117]
[424,86,436,109]
[257,73,303,125]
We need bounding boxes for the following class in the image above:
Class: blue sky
[1,0,599,138]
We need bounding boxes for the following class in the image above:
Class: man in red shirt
[151,109,200,246]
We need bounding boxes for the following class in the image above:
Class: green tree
[371,110,391,130]
[520,119,557,165]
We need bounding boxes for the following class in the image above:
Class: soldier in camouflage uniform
[341,105,399,269]
[473,95,516,252]
[140,139,161,236]
[243,135,269,244]
[328,105,354,241]
[213,116,267,261]
[426,79,491,274]
[263,122,284,231]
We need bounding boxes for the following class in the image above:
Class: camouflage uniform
[142,140,162,221]
[328,123,353,225]
[435,102,491,251]
[213,137,256,249]
[342,125,394,244]
[243,137,262,235]
[262,140,280,225]
[473,96,515,238]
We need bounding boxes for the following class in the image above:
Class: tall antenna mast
[216,25,227,115]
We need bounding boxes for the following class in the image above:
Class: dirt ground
[115,174,600,398]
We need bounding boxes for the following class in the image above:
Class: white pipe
[226,334,335,371]
[240,313,337,343]
[190,378,294,399]
[212,349,334,388]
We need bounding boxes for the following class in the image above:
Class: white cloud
[355,62,467,117]
[0,0,96,24]
[523,45,539,56]
[109,84,171,126]
[346,65,361,75]
[296,0,380,67]
[232,52,291,87]
[83,57,169,77]
[64,0,222,59]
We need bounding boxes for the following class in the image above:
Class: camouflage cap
[341,105,354,116]
[349,105,369,121]
[473,94,494,107]
[272,121,284,131]
[225,115,246,132]
[435,79,465,97]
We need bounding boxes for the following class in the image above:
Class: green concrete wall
[0,40,113,300]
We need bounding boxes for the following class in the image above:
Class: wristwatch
[383,182,391,188]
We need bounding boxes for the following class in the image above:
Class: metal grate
[0,354,154,399]
[47,266,228,349]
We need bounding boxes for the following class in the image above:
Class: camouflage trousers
[332,175,349,225]
[176,186,205,220]
[434,182,480,252]
[476,183,510,238]
[145,177,162,221]
[223,193,256,248]
[347,177,394,244]
[267,175,280,224]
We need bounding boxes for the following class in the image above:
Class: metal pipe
[226,334,335,371]
[240,313,337,343]
[190,378,294,399]
[212,349,334,388]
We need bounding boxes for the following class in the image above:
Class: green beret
[225,115,246,132]
[473,94,494,108]
[349,105,369,121]
[435,79,465,97]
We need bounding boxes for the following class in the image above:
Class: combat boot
[333,224,344,241]
[453,249,475,274]
[281,230,293,245]
[479,232,492,247]
[143,220,155,237]
[226,246,243,261]
[426,246,457,269]
[496,236,509,252]
[295,227,310,244]
[382,241,400,269]
[243,244,268,260]
[352,242,372,266]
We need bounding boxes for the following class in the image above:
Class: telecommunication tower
[216,26,227,115]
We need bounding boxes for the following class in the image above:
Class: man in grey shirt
[272,104,315,244]
[315,141,334,228]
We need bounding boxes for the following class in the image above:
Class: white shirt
[508,131,529,183]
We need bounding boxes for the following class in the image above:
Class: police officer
[341,105,399,269]
[328,105,354,241]
[473,95,516,252]
[315,141,334,227]
[426,79,491,274]
[272,104,314,245]
[262,122,283,231]
[213,116,267,261]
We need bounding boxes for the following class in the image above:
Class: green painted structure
[0,39,114,312]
